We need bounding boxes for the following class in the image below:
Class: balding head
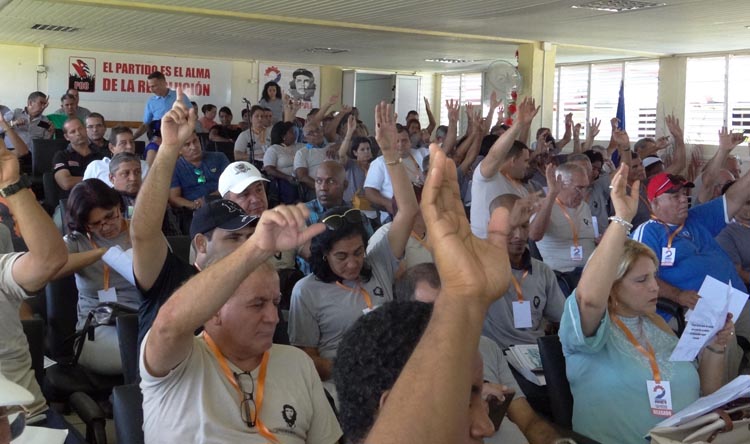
[316,160,348,209]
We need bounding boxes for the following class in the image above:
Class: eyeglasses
[321,208,362,231]
[86,208,121,231]
[235,371,257,428]
[194,168,207,184]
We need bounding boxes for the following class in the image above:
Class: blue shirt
[170,152,229,201]
[631,196,747,293]
[559,294,699,444]
[143,89,192,124]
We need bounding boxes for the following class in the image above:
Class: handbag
[650,398,750,444]
[66,302,138,365]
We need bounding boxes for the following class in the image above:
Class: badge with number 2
[570,246,583,261]
[661,247,676,266]
[646,380,673,417]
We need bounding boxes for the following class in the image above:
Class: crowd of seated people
[3,63,750,444]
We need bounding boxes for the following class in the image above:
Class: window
[552,60,659,142]
[439,72,483,132]
[684,55,750,145]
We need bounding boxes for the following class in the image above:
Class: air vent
[424,58,474,64]
[571,0,666,12]
[303,47,349,54]
[30,23,80,32]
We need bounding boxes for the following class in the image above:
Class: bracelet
[706,344,726,354]
[384,157,402,166]
[608,216,633,233]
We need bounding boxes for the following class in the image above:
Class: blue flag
[612,80,626,167]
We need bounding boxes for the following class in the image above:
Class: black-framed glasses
[194,168,207,184]
[234,371,257,428]
[321,208,361,231]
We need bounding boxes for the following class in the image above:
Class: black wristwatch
[0,175,32,197]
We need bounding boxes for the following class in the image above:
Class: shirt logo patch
[281,404,297,428]
[373,287,384,297]
[533,295,541,309]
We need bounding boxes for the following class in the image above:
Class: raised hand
[508,192,541,229]
[718,126,744,151]
[565,113,573,130]
[610,117,620,130]
[253,204,325,255]
[489,90,502,111]
[665,114,684,141]
[423,96,432,111]
[610,163,639,223]
[0,137,20,188]
[160,87,197,148]
[588,118,601,139]
[446,99,460,122]
[708,313,734,349]
[612,129,630,150]
[345,114,357,137]
[465,102,475,123]
[422,145,510,306]
[573,123,582,139]
[0,113,10,133]
[516,97,540,127]
[328,94,340,106]
[545,163,562,197]
[375,101,398,160]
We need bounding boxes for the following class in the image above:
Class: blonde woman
[559,162,734,444]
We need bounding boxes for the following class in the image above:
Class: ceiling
[0,0,748,71]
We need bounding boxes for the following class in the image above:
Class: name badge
[570,245,584,261]
[362,307,373,315]
[98,287,118,303]
[661,247,676,267]
[512,300,533,329]
[647,380,673,417]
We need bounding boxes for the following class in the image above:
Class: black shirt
[136,248,198,345]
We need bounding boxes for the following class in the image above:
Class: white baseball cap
[642,156,663,169]
[218,161,269,197]
[0,368,33,407]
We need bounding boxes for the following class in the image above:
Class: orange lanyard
[510,270,529,302]
[87,235,110,290]
[735,220,750,229]
[555,198,579,247]
[203,332,278,443]
[336,281,373,309]
[410,230,428,249]
[612,316,662,383]
[652,218,684,249]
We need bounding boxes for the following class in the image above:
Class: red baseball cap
[647,172,694,201]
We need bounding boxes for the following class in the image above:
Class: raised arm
[143,204,325,377]
[307,94,338,129]
[613,129,632,166]
[0,140,66,292]
[698,127,743,203]
[576,164,639,336]
[479,97,539,179]
[0,114,29,157]
[458,118,483,176]
[51,248,107,280]
[324,105,352,143]
[528,164,561,241]
[131,88,196,291]
[133,123,149,140]
[365,144,510,444]
[484,91,502,132]
[583,118,600,152]
[664,115,686,175]
[423,97,436,135]
[556,113,573,150]
[725,165,750,219]
[337,115,356,164]
[283,95,303,123]
[375,102,419,259]
[572,121,582,153]
[441,99,460,156]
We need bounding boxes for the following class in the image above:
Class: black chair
[166,235,192,264]
[21,318,45,389]
[537,335,573,428]
[116,313,140,385]
[112,384,145,444]
[196,132,210,151]
[31,138,68,177]
[657,298,686,336]
[41,171,61,215]
[208,141,235,162]
[43,275,123,405]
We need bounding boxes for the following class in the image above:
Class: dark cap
[189,199,258,239]
[647,173,695,201]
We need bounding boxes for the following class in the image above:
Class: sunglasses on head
[321,208,362,231]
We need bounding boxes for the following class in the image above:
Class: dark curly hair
[270,121,295,145]
[309,207,372,283]
[261,81,282,101]
[333,301,433,443]
[349,136,372,160]
[67,179,123,234]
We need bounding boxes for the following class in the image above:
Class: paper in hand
[101,245,136,286]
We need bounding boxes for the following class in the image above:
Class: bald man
[304,160,349,224]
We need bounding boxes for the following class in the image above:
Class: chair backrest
[22,318,45,389]
[31,138,68,176]
[196,132,210,151]
[537,335,573,428]
[45,275,79,359]
[116,313,140,385]
[166,235,192,264]
[657,298,686,336]
[208,141,235,162]
[134,140,146,158]
[42,171,61,215]
[112,384,145,444]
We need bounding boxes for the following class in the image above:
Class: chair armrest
[69,391,108,444]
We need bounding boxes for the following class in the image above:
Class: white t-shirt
[235,129,271,163]
[363,149,428,200]
[470,163,529,239]
[82,157,149,186]
[293,146,332,180]
[264,143,302,176]
[140,333,342,444]
[532,201,596,272]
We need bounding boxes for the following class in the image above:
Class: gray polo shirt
[288,235,398,363]
[483,256,565,349]
[588,173,612,236]
[3,108,52,149]
[716,222,750,272]
[532,200,596,272]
